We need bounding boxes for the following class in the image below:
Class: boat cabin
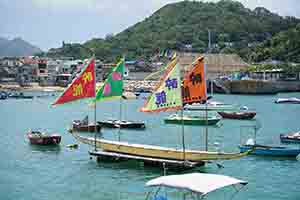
[145,173,247,200]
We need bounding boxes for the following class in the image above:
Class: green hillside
[46,0,300,62]
[250,24,300,63]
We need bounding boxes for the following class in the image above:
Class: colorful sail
[95,58,124,102]
[52,58,95,106]
[182,56,207,105]
[140,58,182,113]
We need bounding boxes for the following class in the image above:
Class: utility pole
[208,29,211,53]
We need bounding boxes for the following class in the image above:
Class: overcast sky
[1,0,299,50]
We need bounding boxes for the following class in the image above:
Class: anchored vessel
[76,56,251,162]
[184,101,236,111]
[98,119,145,129]
[72,116,101,132]
[275,97,300,104]
[164,114,221,125]
[280,132,300,144]
[27,130,61,145]
[218,111,256,120]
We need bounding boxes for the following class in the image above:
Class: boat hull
[218,112,256,120]
[70,133,250,161]
[164,116,220,125]
[27,133,61,145]
[184,105,235,111]
[239,145,300,157]
[98,120,145,129]
[72,122,101,132]
[0,91,8,100]
[275,98,300,104]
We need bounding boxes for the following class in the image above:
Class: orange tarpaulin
[182,56,207,105]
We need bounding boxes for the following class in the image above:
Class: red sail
[52,58,95,106]
[182,56,207,105]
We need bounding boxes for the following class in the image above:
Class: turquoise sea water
[1,92,300,200]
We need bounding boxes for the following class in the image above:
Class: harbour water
[1,92,300,200]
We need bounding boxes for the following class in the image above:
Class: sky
[1,0,299,50]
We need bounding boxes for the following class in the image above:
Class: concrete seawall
[274,81,300,92]
[219,80,300,94]
[224,80,278,94]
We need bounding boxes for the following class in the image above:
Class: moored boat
[0,91,8,100]
[239,144,300,157]
[71,116,101,132]
[280,132,300,143]
[218,111,256,120]
[275,97,300,104]
[98,119,146,129]
[72,121,101,132]
[8,92,33,99]
[184,101,236,111]
[71,56,252,162]
[71,132,251,161]
[27,130,61,145]
[164,114,221,125]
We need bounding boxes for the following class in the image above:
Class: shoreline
[0,84,66,92]
[0,80,157,93]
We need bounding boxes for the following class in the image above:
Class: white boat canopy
[146,173,247,196]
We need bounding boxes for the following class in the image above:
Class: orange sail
[182,56,207,105]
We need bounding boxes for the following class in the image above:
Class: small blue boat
[239,144,300,157]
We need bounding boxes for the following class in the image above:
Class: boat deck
[88,150,205,170]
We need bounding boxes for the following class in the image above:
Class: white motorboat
[184,100,236,111]
[275,97,300,104]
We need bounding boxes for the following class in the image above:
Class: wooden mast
[93,54,98,151]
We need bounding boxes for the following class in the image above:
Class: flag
[52,58,95,106]
[140,58,182,113]
[95,58,124,102]
[182,56,207,105]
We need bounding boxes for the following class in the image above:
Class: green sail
[140,59,182,112]
[95,58,124,102]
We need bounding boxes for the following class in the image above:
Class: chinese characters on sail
[155,78,178,107]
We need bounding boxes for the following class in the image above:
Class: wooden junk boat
[27,130,61,145]
[218,111,256,120]
[71,132,251,161]
[72,57,252,163]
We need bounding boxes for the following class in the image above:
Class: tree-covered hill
[250,24,300,63]
[46,0,300,62]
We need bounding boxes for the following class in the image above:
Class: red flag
[52,58,95,106]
